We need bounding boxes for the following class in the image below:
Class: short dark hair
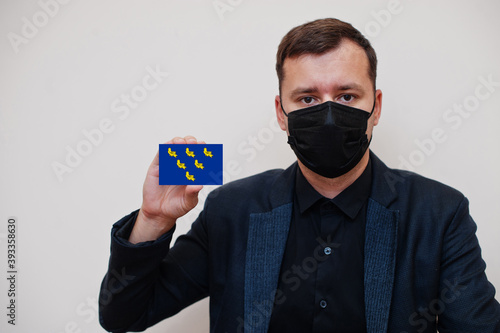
[276,18,377,92]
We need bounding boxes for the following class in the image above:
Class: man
[99,18,500,332]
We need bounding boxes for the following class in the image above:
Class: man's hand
[129,136,204,244]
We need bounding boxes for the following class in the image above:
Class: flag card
[159,144,223,185]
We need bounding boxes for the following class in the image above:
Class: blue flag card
[159,144,223,185]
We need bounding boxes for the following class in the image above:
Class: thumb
[184,185,203,209]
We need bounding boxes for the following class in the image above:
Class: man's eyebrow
[338,83,364,91]
[289,87,319,98]
[288,84,366,98]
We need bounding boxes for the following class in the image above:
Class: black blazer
[99,151,500,332]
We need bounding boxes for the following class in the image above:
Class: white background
[1,0,499,332]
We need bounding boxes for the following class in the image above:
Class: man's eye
[301,97,314,104]
[339,94,354,102]
[340,94,354,102]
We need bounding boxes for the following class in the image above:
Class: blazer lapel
[244,203,293,333]
[364,198,399,333]
[364,151,401,333]
[243,163,296,333]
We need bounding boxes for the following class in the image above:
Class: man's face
[275,39,382,140]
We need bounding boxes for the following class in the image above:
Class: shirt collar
[295,159,372,220]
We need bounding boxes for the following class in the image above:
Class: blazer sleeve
[99,208,210,333]
[437,196,500,332]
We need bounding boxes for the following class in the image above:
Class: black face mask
[281,98,375,178]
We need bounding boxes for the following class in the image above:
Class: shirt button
[320,300,327,308]
[324,247,332,255]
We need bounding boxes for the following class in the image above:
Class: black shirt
[268,160,372,332]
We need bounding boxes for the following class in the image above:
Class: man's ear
[372,89,382,126]
[275,95,287,131]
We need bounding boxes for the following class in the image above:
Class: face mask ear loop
[365,92,377,146]
[367,93,376,119]
[280,96,289,117]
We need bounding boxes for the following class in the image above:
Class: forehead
[281,39,372,92]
